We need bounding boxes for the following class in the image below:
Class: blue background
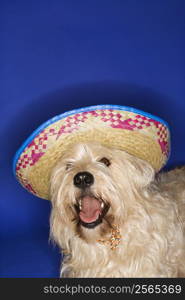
[0,0,185,277]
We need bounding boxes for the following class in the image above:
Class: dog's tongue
[79,196,101,223]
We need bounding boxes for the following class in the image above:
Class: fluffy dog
[50,142,185,277]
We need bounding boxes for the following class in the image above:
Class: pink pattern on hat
[111,118,134,130]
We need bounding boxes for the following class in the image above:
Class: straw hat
[13,105,170,200]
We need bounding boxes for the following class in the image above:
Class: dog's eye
[66,163,73,170]
[99,157,111,167]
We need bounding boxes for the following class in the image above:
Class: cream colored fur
[50,143,185,277]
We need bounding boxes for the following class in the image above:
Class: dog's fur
[50,143,185,277]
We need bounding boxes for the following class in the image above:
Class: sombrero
[13,105,170,200]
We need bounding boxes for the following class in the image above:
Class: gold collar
[97,224,121,250]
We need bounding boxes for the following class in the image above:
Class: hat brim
[13,105,170,200]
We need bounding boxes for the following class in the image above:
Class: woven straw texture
[14,107,170,200]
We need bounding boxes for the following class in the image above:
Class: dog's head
[50,143,154,245]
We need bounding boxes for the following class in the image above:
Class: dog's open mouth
[75,196,109,229]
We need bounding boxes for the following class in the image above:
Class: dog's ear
[115,150,155,188]
[127,155,155,188]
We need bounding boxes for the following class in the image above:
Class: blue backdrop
[0,0,185,277]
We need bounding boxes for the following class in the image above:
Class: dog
[49,142,185,277]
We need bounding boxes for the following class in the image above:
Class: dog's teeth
[101,202,104,209]
[79,199,82,210]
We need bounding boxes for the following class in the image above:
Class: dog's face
[50,143,154,245]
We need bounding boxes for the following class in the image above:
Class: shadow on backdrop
[5,80,185,169]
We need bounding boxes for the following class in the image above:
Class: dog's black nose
[73,172,94,188]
